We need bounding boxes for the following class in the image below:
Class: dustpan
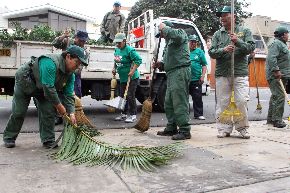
[104,77,131,111]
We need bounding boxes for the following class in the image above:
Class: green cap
[274,26,289,36]
[216,6,234,17]
[188,34,199,42]
[113,33,126,43]
[66,45,88,66]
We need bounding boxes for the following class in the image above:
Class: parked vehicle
[0,10,211,112]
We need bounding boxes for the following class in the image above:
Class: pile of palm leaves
[53,123,184,172]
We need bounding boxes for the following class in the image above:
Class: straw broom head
[134,98,153,132]
[74,95,95,128]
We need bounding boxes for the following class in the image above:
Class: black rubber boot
[157,129,178,136]
[273,120,287,128]
[4,139,16,148]
[171,132,191,140]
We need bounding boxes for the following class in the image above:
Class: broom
[107,75,117,113]
[219,1,244,124]
[134,36,161,132]
[278,79,290,121]
[74,95,95,128]
[252,53,262,114]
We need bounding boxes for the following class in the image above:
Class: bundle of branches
[53,123,183,172]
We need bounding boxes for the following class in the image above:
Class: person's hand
[223,44,235,53]
[159,23,166,31]
[199,75,205,85]
[69,113,77,125]
[55,104,66,116]
[112,68,116,76]
[62,29,70,38]
[152,61,162,69]
[273,70,282,79]
[230,33,238,44]
[128,69,135,77]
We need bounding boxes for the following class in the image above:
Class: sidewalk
[1,121,290,193]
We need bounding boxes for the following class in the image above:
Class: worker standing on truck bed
[98,1,125,44]
[3,45,88,149]
[52,30,89,125]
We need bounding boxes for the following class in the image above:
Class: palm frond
[53,124,183,172]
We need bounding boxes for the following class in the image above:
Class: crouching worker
[3,45,88,149]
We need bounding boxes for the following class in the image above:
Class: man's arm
[100,12,109,35]
[52,30,70,51]
[119,14,126,33]
[208,31,229,59]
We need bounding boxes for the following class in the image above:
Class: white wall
[0,7,9,29]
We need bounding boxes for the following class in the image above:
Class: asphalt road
[0,88,289,133]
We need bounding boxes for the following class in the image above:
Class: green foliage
[127,0,252,38]
[28,25,58,42]
[53,123,183,172]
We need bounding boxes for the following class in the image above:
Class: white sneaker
[125,115,137,123]
[197,116,206,120]
[239,128,250,139]
[217,131,230,138]
[115,113,127,121]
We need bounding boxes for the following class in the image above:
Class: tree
[127,0,252,39]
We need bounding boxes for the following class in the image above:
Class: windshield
[171,22,205,51]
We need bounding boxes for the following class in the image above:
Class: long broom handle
[230,0,235,91]
[256,25,268,54]
[279,79,290,105]
[123,77,131,99]
[252,55,261,103]
[149,36,162,99]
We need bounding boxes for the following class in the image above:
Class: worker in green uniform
[52,30,89,125]
[98,1,125,43]
[153,21,191,140]
[188,34,207,120]
[208,6,255,139]
[112,33,142,123]
[3,45,88,148]
[266,26,290,128]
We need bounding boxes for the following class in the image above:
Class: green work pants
[164,66,191,133]
[3,64,55,143]
[267,79,286,122]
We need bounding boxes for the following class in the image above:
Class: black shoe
[171,132,191,140]
[4,139,15,148]
[273,120,287,128]
[157,129,178,136]
[55,117,63,125]
[43,141,58,149]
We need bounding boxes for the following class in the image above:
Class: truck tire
[153,80,166,112]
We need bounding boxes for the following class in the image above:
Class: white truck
[0,10,210,111]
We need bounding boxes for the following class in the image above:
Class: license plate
[0,49,11,56]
